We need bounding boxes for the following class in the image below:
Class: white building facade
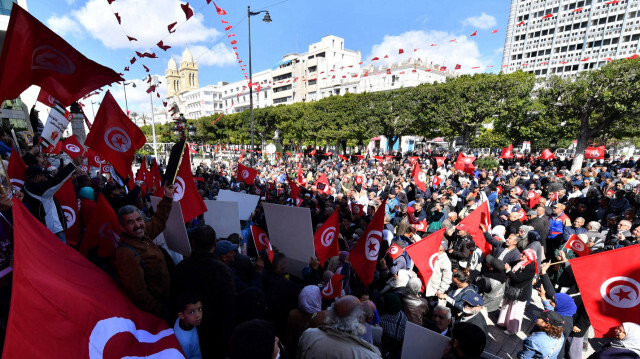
[502,0,640,77]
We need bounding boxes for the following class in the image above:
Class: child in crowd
[174,292,203,359]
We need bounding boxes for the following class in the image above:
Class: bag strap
[543,336,563,359]
[118,242,147,271]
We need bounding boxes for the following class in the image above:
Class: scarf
[512,248,537,273]
[612,322,640,355]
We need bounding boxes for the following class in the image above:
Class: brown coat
[115,196,172,317]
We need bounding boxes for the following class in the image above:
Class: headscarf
[551,293,577,317]
[512,248,537,273]
[298,285,322,314]
[78,186,94,200]
[612,322,640,355]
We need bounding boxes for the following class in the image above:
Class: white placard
[262,203,314,278]
[203,200,241,239]
[216,190,260,221]
[401,322,450,359]
[150,196,191,257]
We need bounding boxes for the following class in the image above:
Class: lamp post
[248,5,272,166]
[90,101,100,119]
[172,113,187,139]
[148,76,160,160]
[122,81,136,114]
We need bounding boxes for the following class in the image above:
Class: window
[0,0,17,15]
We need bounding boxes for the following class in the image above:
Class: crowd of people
[2,138,640,358]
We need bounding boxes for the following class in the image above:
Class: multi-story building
[502,0,640,77]
[220,69,272,113]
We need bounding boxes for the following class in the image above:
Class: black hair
[453,271,469,283]
[176,291,201,313]
[188,225,217,254]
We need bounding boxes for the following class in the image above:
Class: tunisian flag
[501,144,514,159]
[315,173,331,195]
[0,4,123,107]
[412,163,427,192]
[435,157,446,167]
[405,229,444,284]
[458,200,493,256]
[321,273,345,300]
[60,135,84,160]
[237,162,257,185]
[251,225,274,262]
[540,149,555,160]
[150,158,165,198]
[350,202,364,216]
[286,174,302,206]
[563,235,591,257]
[174,149,207,222]
[387,243,405,260]
[571,245,640,337]
[54,180,81,246]
[313,210,340,266]
[6,199,184,358]
[79,194,120,259]
[585,146,605,160]
[7,147,26,190]
[350,199,386,286]
[85,91,146,176]
[455,153,476,175]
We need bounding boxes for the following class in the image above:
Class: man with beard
[115,183,175,318]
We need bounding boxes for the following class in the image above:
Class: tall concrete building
[502,0,640,77]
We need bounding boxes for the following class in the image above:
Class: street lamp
[90,101,100,119]
[248,5,272,166]
[148,76,160,160]
[173,113,187,139]
[122,81,136,114]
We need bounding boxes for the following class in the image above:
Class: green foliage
[473,128,510,148]
[474,156,499,170]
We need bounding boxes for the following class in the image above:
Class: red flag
[36,88,58,107]
[100,162,112,176]
[387,243,404,260]
[314,210,340,266]
[321,273,344,299]
[127,36,137,41]
[470,31,477,36]
[501,144,514,159]
[314,173,331,195]
[371,57,379,61]
[350,199,386,286]
[542,13,554,19]
[350,202,364,216]
[517,20,525,26]
[237,163,257,185]
[491,29,498,34]
[386,68,391,75]
[435,157,446,167]
[174,149,207,222]
[251,226,274,262]
[297,163,305,185]
[181,3,193,20]
[213,1,227,15]
[167,21,177,33]
[455,64,461,70]
[571,245,640,337]
[157,41,171,51]
[413,220,429,232]
[54,180,81,246]
[114,12,121,24]
[87,149,103,168]
[7,147,26,190]
[224,25,232,31]
[455,153,476,174]
[398,49,404,54]
[604,0,620,4]
[6,199,184,357]
[516,208,527,220]
[458,201,492,255]
[540,148,555,160]
[135,158,152,190]
[573,7,583,12]
[0,5,123,107]
[150,158,164,198]
[439,66,447,71]
[85,91,146,176]
[563,235,591,257]
[405,229,444,284]
[355,176,364,185]
[79,194,120,259]
[412,162,426,192]
[286,174,302,207]
[60,135,84,160]
[585,146,605,160]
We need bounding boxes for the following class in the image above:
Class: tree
[539,58,640,172]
